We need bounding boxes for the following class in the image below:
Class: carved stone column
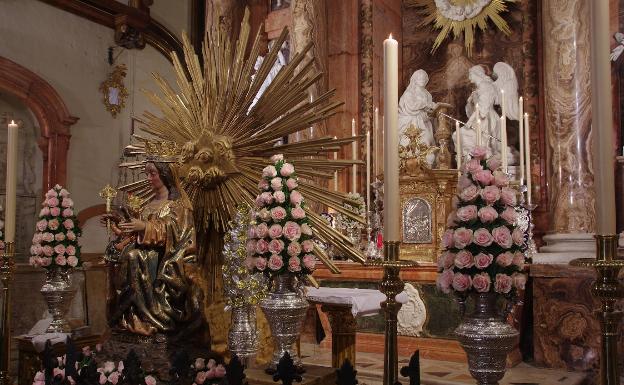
[537,0,595,262]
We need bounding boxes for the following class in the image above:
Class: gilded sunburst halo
[405,0,514,56]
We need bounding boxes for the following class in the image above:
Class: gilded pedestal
[320,304,357,368]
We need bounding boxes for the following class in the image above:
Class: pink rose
[512,252,525,269]
[215,364,227,377]
[42,245,53,257]
[438,251,455,270]
[256,223,269,238]
[268,254,284,271]
[493,171,509,187]
[269,224,283,239]
[66,231,76,241]
[500,187,517,206]
[207,359,216,369]
[480,186,501,205]
[459,185,480,202]
[48,219,60,230]
[446,210,458,227]
[453,227,473,248]
[283,221,302,241]
[288,256,302,272]
[61,198,73,208]
[270,154,284,163]
[464,158,483,174]
[29,256,40,267]
[302,254,316,270]
[255,239,269,254]
[500,207,518,224]
[273,191,286,204]
[512,228,525,246]
[255,195,265,208]
[145,375,157,385]
[473,169,494,186]
[50,207,61,217]
[55,255,67,266]
[436,269,454,294]
[291,206,306,219]
[478,206,498,223]
[472,273,491,293]
[280,163,295,177]
[54,233,66,242]
[40,207,50,216]
[268,239,285,254]
[286,178,298,190]
[47,197,60,207]
[62,208,73,217]
[108,372,120,385]
[441,229,455,249]
[301,224,313,236]
[67,256,79,267]
[255,257,267,271]
[496,251,514,267]
[270,207,287,222]
[270,177,283,191]
[290,190,303,205]
[486,155,502,171]
[494,274,513,294]
[492,226,513,248]
[452,273,472,292]
[454,250,474,269]
[31,244,42,256]
[45,189,58,199]
[63,219,74,230]
[43,232,55,242]
[262,165,277,178]
[196,371,208,384]
[456,205,478,222]
[512,273,527,290]
[260,192,274,205]
[66,245,76,255]
[470,146,487,159]
[287,241,302,257]
[258,179,270,191]
[458,175,473,190]
[36,219,48,232]
[99,373,107,385]
[302,240,314,253]
[258,208,271,222]
[40,257,52,267]
[59,188,70,198]
[473,228,493,247]
[246,240,257,255]
[54,244,66,255]
[474,252,493,269]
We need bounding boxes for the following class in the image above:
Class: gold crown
[143,140,181,162]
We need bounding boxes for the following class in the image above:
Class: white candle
[5,120,18,243]
[455,120,462,170]
[383,34,400,242]
[352,118,358,194]
[501,89,506,118]
[501,116,507,173]
[366,130,371,208]
[519,97,525,185]
[476,118,482,147]
[524,113,531,205]
[373,107,379,177]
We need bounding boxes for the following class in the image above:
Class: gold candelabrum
[571,235,624,385]
[0,242,15,385]
[367,241,417,385]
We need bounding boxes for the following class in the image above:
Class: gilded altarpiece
[399,170,457,264]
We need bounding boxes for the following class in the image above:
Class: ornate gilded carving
[99,64,129,118]
[321,304,357,368]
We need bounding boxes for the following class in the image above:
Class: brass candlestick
[99,184,117,234]
[571,235,624,385]
[367,241,417,385]
[0,242,15,385]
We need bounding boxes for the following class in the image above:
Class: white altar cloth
[305,287,408,317]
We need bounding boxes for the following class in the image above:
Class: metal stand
[367,241,417,385]
[571,235,624,385]
[0,242,15,385]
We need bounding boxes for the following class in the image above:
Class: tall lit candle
[518,97,525,185]
[501,116,507,173]
[383,34,400,242]
[373,107,379,177]
[5,120,17,243]
[455,121,462,170]
[524,113,531,205]
[590,0,616,234]
[352,118,358,194]
[366,130,371,207]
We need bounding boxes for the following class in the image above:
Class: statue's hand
[119,218,146,234]
[100,213,123,226]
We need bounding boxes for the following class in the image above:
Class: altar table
[305,287,407,368]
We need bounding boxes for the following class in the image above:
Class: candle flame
[10,120,14,124]
[389,33,393,39]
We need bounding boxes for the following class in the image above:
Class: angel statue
[101,159,209,343]
[612,32,624,62]
[398,69,438,166]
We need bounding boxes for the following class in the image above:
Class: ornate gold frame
[99,64,129,118]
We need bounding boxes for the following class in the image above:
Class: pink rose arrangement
[251,155,316,277]
[190,357,227,385]
[436,147,527,296]
[30,185,82,270]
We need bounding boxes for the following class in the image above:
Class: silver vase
[40,268,76,333]
[455,292,519,385]
[228,304,259,367]
[259,273,308,373]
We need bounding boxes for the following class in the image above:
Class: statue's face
[145,163,164,191]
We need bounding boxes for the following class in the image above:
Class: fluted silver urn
[40,268,76,333]
[455,292,519,385]
[228,304,259,367]
[260,273,308,373]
